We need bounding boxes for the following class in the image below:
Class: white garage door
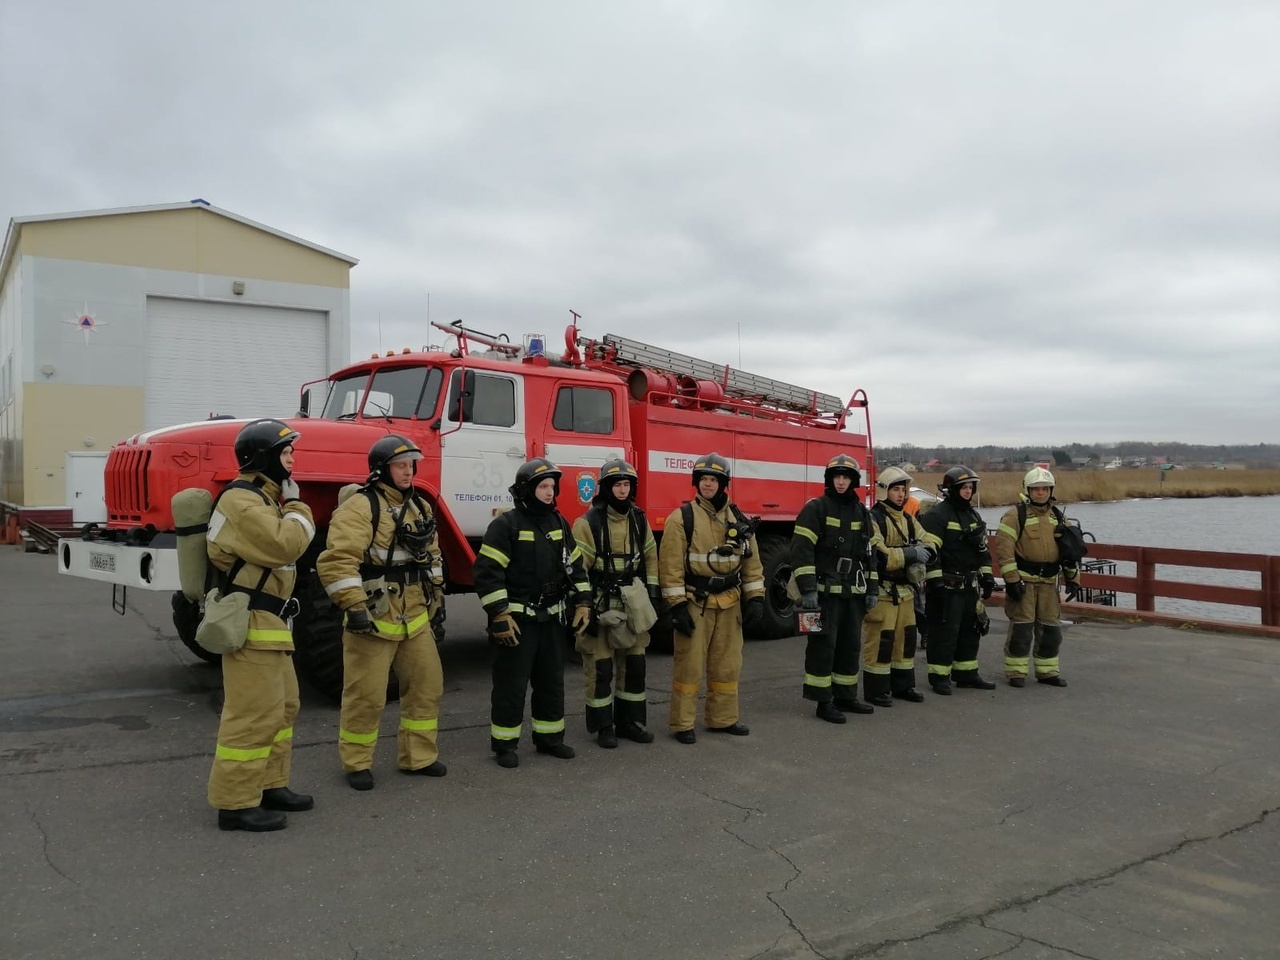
[145,298,329,430]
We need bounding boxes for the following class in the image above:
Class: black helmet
[596,458,638,505]
[510,457,562,507]
[823,452,862,488]
[368,435,423,478]
[691,452,731,491]
[939,465,981,500]
[234,419,300,483]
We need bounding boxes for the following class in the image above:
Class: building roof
[0,199,359,281]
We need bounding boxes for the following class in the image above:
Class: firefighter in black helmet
[919,466,998,694]
[317,435,447,791]
[658,453,765,742]
[207,419,316,832]
[571,458,661,747]
[473,458,592,769]
[789,453,881,723]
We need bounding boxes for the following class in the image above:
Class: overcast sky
[3,1,1277,446]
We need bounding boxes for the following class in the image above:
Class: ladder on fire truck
[584,333,844,417]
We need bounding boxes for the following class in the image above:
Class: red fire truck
[58,317,873,700]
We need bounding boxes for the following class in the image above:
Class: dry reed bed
[906,469,1280,508]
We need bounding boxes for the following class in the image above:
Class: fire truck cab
[59,318,872,701]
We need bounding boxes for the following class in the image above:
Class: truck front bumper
[57,537,182,592]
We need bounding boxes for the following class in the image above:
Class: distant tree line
[877,442,1280,470]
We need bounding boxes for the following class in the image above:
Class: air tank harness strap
[686,571,742,599]
[1016,559,1061,578]
[361,563,431,586]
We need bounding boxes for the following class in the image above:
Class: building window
[552,386,614,434]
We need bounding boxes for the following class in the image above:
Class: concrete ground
[2,546,1278,960]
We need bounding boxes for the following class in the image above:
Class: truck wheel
[171,591,220,664]
[753,533,797,640]
[291,572,403,705]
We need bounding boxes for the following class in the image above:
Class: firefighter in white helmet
[789,453,881,723]
[864,466,942,706]
[206,419,316,832]
[993,468,1080,687]
[317,435,447,791]
[659,453,765,743]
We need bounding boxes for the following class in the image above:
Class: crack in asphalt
[995,799,1034,826]
[764,842,829,960]
[841,805,1278,958]
[979,918,1103,960]
[28,807,79,887]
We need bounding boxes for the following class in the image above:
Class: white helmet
[1023,467,1055,498]
[876,466,913,502]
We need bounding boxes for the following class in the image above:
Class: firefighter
[920,465,998,694]
[473,458,592,769]
[659,453,766,743]
[571,458,661,747]
[206,419,316,832]
[790,453,880,723]
[317,436,446,791]
[865,467,941,706]
[994,468,1080,688]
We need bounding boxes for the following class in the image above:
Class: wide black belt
[1017,559,1061,578]
[941,571,979,589]
[687,571,741,596]
[226,584,299,619]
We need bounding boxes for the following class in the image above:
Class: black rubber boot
[930,678,953,696]
[708,722,750,736]
[535,742,576,759]
[402,760,448,777]
[1008,676,1026,688]
[218,806,287,832]
[673,729,697,744]
[260,787,313,811]
[892,689,925,703]
[955,676,996,690]
[1037,675,1068,687]
[597,726,618,749]
[346,770,374,791]
[867,693,893,708]
[617,722,655,744]
[495,751,519,769]
[836,699,874,715]
[815,701,847,724]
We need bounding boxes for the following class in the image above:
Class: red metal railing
[1072,542,1280,634]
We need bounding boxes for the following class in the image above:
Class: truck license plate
[89,552,116,574]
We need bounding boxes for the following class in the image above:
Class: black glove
[648,586,668,617]
[742,596,765,631]
[1064,579,1083,602]
[979,573,996,600]
[1005,580,1026,602]
[345,607,377,635]
[670,603,695,636]
[800,591,819,611]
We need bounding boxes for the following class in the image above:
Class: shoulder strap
[362,487,382,555]
[1017,501,1028,537]
[682,501,694,543]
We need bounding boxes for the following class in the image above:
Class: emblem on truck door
[576,472,597,504]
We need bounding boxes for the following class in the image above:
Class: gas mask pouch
[194,587,250,655]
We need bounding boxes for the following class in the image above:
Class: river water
[975,495,1280,625]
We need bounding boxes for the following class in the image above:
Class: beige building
[0,200,357,513]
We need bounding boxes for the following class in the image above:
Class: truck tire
[171,591,220,664]
[753,532,797,640]
[290,571,350,703]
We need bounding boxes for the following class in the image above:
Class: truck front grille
[107,447,152,523]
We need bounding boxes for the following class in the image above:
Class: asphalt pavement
[2,546,1278,960]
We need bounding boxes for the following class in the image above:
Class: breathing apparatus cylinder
[172,488,215,602]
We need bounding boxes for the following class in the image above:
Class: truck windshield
[321,366,444,420]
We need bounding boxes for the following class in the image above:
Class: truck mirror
[297,388,311,418]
